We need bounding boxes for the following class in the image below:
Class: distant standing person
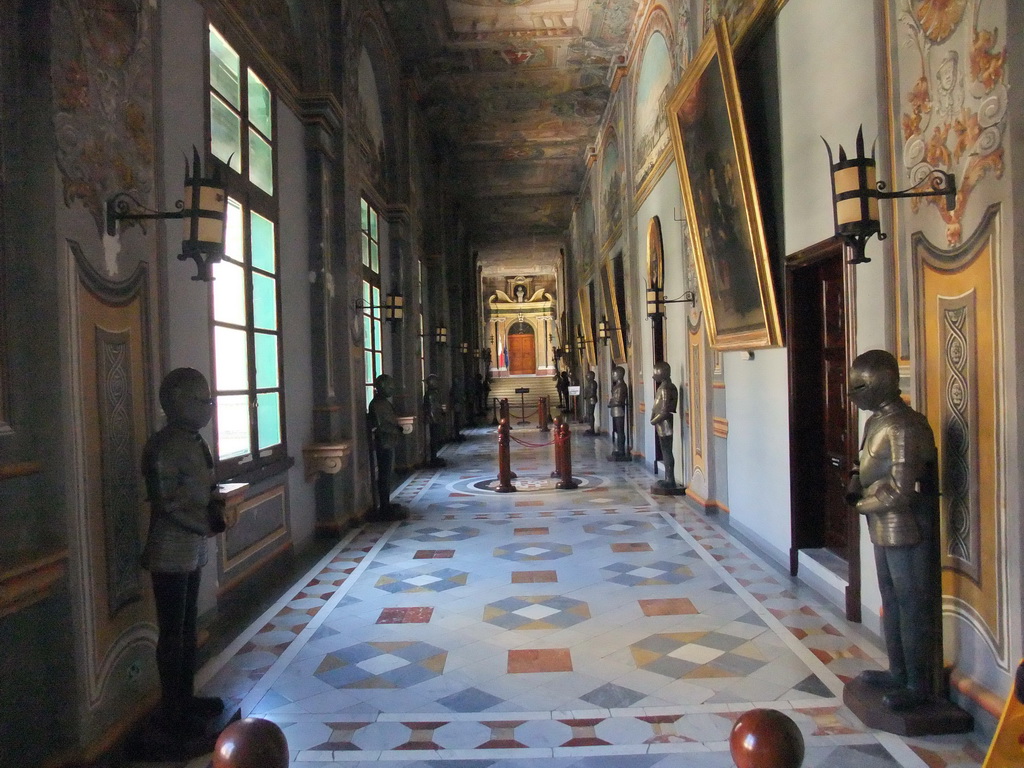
[583,370,598,434]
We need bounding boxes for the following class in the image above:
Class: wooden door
[786,239,860,621]
[508,334,536,374]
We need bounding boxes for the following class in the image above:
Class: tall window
[361,197,383,406]
[207,25,284,475]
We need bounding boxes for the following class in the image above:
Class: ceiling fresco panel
[382,0,644,244]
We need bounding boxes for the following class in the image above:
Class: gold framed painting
[666,16,781,350]
[577,284,597,367]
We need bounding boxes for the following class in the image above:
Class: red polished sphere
[213,717,289,768]
[729,708,805,768]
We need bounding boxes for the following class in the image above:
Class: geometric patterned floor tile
[374,567,469,593]
[603,560,695,586]
[583,519,658,535]
[579,682,646,708]
[639,597,699,615]
[507,647,573,673]
[492,542,574,561]
[405,526,481,541]
[630,631,769,680]
[611,542,654,553]
[437,686,506,712]
[511,569,559,583]
[482,595,591,629]
[314,640,447,688]
[377,606,434,624]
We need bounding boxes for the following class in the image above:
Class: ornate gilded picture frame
[666,17,781,350]
[600,258,627,365]
[577,284,597,367]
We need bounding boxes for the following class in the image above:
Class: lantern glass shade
[384,292,404,322]
[435,326,448,344]
[598,317,610,342]
[182,182,228,247]
[646,287,665,317]
[833,163,880,232]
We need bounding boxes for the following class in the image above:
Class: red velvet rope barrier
[509,435,556,448]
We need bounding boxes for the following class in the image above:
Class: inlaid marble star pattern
[185,428,987,768]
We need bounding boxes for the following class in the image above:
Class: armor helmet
[848,349,900,411]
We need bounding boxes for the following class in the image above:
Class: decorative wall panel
[915,205,1006,666]
[64,241,156,713]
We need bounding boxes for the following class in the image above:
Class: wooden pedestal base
[844,677,973,737]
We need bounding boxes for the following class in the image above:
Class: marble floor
[189,426,988,767]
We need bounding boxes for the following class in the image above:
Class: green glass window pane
[214,326,249,390]
[361,234,369,267]
[211,259,246,325]
[216,394,251,460]
[372,285,381,313]
[363,281,371,305]
[365,384,374,407]
[256,392,281,449]
[374,351,382,379]
[211,96,241,171]
[209,27,240,108]
[252,273,277,330]
[250,212,275,272]
[361,198,368,232]
[369,241,379,273]
[249,129,273,194]
[247,69,272,139]
[364,351,374,383]
[369,207,378,240]
[363,316,372,348]
[373,319,382,350]
[255,332,279,389]
[223,197,243,261]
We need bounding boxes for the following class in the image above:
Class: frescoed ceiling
[381,0,643,247]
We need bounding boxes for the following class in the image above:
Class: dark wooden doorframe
[785,238,861,622]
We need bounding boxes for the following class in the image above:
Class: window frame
[206,23,286,480]
[360,196,384,409]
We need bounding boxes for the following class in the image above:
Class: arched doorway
[506,322,536,375]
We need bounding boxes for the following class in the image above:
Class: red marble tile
[511,570,558,583]
[414,549,455,559]
[611,542,653,553]
[514,527,549,535]
[639,598,697,616]
[515,500,543,507]
[377,607,434,624]
[507,648,573,673]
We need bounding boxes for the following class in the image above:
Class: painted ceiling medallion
[501,48,534,66]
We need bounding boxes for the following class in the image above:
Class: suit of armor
[847,350,941,712]
[650,361,679,488]
[607,365,629,459]
[368,374,406,520]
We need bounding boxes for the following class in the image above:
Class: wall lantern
[106,148,227,281]
[459,341,470,354]
[823,126,956,265]
[597,316,623,346]
[645,287,696,318]
[355,290,404,326]
[434,325,448,345]
[575,326,593,352]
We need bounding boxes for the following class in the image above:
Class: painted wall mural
[53,0,154,241]
[632,30,674,192]
[600,129,623,246]
[896,0,1006,246]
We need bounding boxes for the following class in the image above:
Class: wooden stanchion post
[539,397,550,432]
[556,420,580,490]
[550,416,563,478]
[496,418,516,493]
